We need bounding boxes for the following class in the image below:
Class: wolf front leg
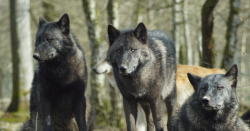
[123,98,137,131]
[165,87,177,131]
[74,95,87,131]
[139,102,154,131]
[40,98,53,131]
[150,97,165,131]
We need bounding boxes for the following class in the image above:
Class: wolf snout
[48,53,54,59]
[201,97,210,105]
[119,65,127,73]
[33,53,40,60]
[92,67,99,74]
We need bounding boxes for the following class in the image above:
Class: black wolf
[20,14,95,131]
[173,64,250,131]
[242,110,250,126]
[107,22,176,131]
[242,110,250,121]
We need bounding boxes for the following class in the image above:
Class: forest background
[0,0,249,130]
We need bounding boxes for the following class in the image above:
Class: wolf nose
[92,67,98,74]
[119,66,127,73]
[202,98,210,105]
[33,53,40,60]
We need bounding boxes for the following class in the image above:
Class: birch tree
[7,0,33,112]
[221,0,241,70]
[172,0,182,64]
[82,0,106,125]
[183,0,192,65]
[201,0,219,68]
[107,0,124,127]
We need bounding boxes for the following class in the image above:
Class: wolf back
[173,64,250,131]
[107,23,176,131]
[20,14,95,131]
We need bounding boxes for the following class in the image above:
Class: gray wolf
[93,46,226,130]
[176,64,225,107]
[107,22,176,131]
[92,44,146,131]
[20,14,95,131]
[173,64,250,131]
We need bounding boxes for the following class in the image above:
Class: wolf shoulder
[147,30,176,53]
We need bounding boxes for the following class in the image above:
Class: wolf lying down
[20,14,95,131]
[173,64,250,131]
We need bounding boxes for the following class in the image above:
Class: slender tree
[107,0,124,127]
[82,0,106,125]
[42,1,59,22]
[172,0,182,64]
[221,0,241,70]
[8,0,33,112]
[201,0,219,68]
[183,0,192,65]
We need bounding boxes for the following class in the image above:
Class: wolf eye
[47,38,52,42]
[117,50,120,52]
[131,49,137,52]
[202,86,207,91]
[217,86,224,90]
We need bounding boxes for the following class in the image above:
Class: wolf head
[92,44,112,74]
[33,13,71,62]
[187,64,238,111]
[107,22,150,75]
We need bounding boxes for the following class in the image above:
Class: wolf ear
[225,64,238,88]
[58,13,70,35]
[133,22,147,44]
[108,24,120,46]
[39,16,47,28]
[187,73,202,91]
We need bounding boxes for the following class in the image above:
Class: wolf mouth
[203,105,222,111]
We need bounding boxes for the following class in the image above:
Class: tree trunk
[183,0,192,65]
[8,0,20,112]
[107,0,119,28]
[42,1,59,22]
[7,0,33,112]
[201,0,219,68]
[221,0,240,70]
[172,0,182,64]
[107,0,124,127]
[82,0,106,125]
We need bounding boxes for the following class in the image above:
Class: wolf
[242,110,250,126]
[242,110,250,120]
[93,46,226,130]
[173,64,250,131]
[20,14,95,131]
[176,64,225,107]
[93,44,147,131]
[107,22,176,131]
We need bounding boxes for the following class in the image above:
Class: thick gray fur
[107,23,177,131]
[173,64,250,131]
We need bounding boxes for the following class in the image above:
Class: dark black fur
[173,64,250,131]
[242,110,250,127]
[20,14,95,131]
[107,23,176,131]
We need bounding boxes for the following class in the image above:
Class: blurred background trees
[0,0,250,130]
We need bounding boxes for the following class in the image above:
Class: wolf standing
[20,14,95,131]
[173,64,250,131]
[107,23,176,131]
